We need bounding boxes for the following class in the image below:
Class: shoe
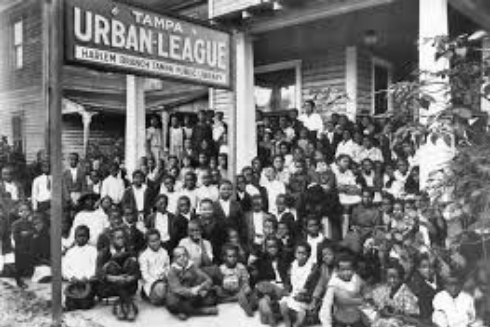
[114,301,127,320]
[238,294,255,317]
[16,278,28,289]
[177,313,189,321]
[199,306,219,316]
[126,301,138,322]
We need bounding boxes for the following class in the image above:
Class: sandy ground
[0,278,316,327]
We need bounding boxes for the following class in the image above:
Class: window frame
[254,60,302,112]
[13,19,24,69]
[371,56,393,115]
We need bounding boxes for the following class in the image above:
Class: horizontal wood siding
[210,88,235,123]
[0,87,44,162]
[62,114,125,161]
[357,49,373,115]
[0,0,44,163]
[302,48,347,119]
[0,0,42,91]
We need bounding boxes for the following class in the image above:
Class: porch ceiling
[253,0,479,79]
[115,0,205,12]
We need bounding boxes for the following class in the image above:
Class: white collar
[110,246,126,255]
[171,261,193,271]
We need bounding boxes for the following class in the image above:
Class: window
[12,113,24,154]
[254,60,302,113]
[372,58,393,115]
[13,20,23,69]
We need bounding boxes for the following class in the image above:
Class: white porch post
[345,46,358,121]
[234,32,256,171]
[160,109,170,153]
[80,111,96,157]
[419,0,450,123]
[125,75,146,175]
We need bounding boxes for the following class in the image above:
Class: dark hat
[64,280,92,300]
[78,192,100,204]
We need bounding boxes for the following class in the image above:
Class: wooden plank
[44,0,63,324]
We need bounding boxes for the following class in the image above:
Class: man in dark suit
[62,152,87,207]
[213,180,244,232]
[145,194,188,253]
[243,195,275,250]
[235,175,252,213]
[319,120,341,164]
[191,110,213,152]
[121,170,154,220]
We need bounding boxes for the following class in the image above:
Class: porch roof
[253,0,479,78]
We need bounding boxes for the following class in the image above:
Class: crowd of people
[0,101,487,327]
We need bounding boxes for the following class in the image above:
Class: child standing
[139,229,170,306]
[10,202,34,288]
[159,175,181,214]
[280,242,317,327]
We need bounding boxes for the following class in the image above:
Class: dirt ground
[0,278,321,327]
[0,279,102,327]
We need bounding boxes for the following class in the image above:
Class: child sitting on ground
[280,242,317,327]
[319,253,367,327]
[96,227,140,321]
[166,246,218,320]
[139,229,171,306]
[250,236,292,326]
[217,243,257,316]
[63,225,98,310]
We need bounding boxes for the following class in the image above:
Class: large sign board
[65,0,231,88]
[211,0,262,18]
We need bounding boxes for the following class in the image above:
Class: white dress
[281,260,314,311]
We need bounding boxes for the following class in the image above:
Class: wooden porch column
[125,75,146,175]
[419,0,450,123]
[345,46,358,121]
[160,109,170,153]
[234,32,256,171]
[80,111,96,157]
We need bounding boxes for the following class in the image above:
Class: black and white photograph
[1,0,490,326]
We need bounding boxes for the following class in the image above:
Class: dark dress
[407,271,439,320]
[11,219,35,277]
